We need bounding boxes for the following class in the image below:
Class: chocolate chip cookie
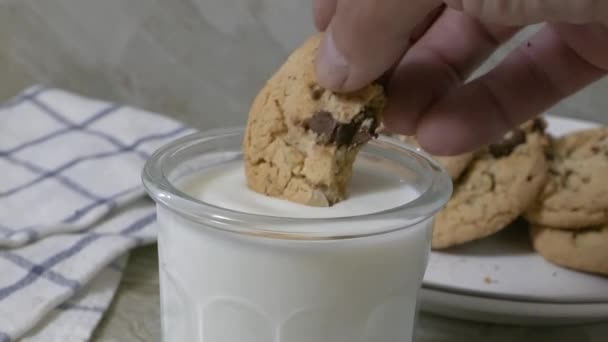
[243,34,387,206]
[525,127,608,228]
[531,224,608,276]
[432,119,548,249]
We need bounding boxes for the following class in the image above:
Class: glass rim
[142,126,452,240]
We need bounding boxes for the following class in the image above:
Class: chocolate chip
[307,111,337,144]
[591,146,600,154]
[352,132,370,145]
[489,129,527,158]
[531,118,547,133]
[335,123,356,146]
[305,109,379,147]
[489,145,509,158]
[349,110,380,147]
[352,117,378,146]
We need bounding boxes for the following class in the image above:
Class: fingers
[382,9,518,135]
[313,0,336,31]
[555,23,608,71]
[416,24,608,155]
[409,4,447,44]
[444,0,608,25]
[315,0,442,92]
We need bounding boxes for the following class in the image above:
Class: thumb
[315,0,443,93]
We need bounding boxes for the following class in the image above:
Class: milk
[156,159,433,342]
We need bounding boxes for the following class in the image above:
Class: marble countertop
[91,246,608,341]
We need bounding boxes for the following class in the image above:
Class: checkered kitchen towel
[0,86,194,341]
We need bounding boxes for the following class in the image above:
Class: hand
[313,0,608,155]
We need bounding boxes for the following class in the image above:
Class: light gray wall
[2,0,607,129]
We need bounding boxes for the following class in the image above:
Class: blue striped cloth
[0,87,194,341]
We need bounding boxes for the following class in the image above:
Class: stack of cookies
[393,122,608,277]
[526,128,608,276]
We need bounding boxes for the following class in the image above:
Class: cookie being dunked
[243,35,387,206]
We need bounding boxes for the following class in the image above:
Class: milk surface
[185,159,419,218]
[157,160,432,342]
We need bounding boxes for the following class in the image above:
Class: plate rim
[419,287,608,325]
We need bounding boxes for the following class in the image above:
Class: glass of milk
[143,127,452,342]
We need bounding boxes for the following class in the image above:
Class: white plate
[421,115,608,323]
[419,287,608,326]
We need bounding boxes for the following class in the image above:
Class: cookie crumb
[484,276,494,284]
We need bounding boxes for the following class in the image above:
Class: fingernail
[315,31,349,91]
